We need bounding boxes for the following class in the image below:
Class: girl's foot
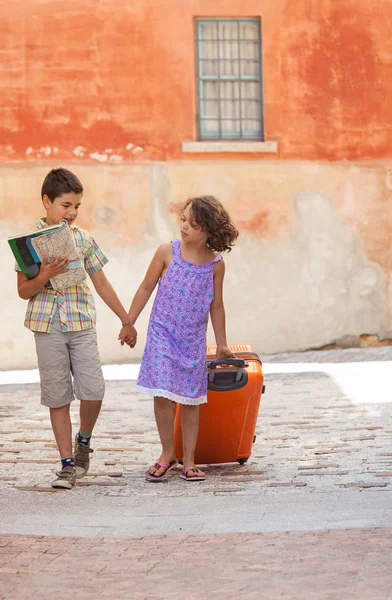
[146,458,178,481]
[180,466,206,481]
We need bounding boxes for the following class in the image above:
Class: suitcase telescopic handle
[208,358,246,370]
[207,358,248,390]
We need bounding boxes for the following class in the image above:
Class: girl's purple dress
[136,240,222,405]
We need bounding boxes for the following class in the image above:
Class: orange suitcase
[173,344,265,465]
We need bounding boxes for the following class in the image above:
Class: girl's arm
[118,243,170,346]
[210,260,235,359]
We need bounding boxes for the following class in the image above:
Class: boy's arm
[17,258,69,300]
[210,260,235,359]
[89,269,137,347]
[118,243,169,346]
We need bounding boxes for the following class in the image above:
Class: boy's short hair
[41,168,83,202]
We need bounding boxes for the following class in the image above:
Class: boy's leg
[50,404,72,458]
[181,405,205,479]
[148,396,176,477]
[69,327,105,477]
[34,317,76,489]
[79,400,102,437]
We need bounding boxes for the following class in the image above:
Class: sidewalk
[1,346,392,597]
[1,528,391,600]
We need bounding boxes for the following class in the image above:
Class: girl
[119,196,238,481]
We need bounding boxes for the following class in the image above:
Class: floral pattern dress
[136,240,222,405]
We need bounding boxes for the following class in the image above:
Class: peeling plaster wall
[1,0,392,368]
[1,162,390,370]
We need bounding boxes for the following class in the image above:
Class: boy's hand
[118,324,137,348]
[39,257,70,282]
[216,344,235,360]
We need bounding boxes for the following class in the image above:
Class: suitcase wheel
[238,458,248,465]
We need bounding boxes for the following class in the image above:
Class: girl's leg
[181,404,205,478]
[150,396,176,476]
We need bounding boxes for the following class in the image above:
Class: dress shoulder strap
[171,239,181,258]
[212,254,223,264]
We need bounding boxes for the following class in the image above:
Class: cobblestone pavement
[1,346,392,597]
[1,347,392,504]
[1,528,391,600]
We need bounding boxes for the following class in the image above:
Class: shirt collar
[36,218,47,230]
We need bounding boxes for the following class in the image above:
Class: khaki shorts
[34,312,105,408]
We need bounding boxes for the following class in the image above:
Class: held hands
[216,344,235,359]
[118,323,138,348]
[39,257,70,282]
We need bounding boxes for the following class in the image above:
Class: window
[196,18,263,141]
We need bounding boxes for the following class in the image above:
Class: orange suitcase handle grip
[208,358,249,391]
[208,358,246,370]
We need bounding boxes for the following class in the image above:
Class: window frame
[195,17,264,142]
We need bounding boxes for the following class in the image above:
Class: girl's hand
[118,324,137,348]
[216,344,235,359]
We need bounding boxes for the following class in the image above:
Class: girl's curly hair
[181,196,239,253]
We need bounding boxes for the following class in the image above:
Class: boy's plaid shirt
[16,219,108,333]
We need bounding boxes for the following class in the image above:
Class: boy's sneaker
[51,466,76,489]
[74,435,93,479]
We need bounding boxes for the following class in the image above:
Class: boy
[16,168,137,489]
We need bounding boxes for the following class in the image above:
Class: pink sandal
[145,459,179,482]
[180,467,206,482]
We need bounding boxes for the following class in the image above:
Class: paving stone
[0,431,20,435]
[16,487,63,493]
[22,426,52,431]
[299,470,349,476]
[84,472,123,478]
[287,457,324,462]
[221,470,265,476]
[267,482,307,487]
[343,483,388,488]
[97,447,144,452]
[301,416,326,420]
[0,459,56,464]
[263,436,299,441]
[292,425,329,429]
[315,449,359,454]
[304,444,350,449]
[212,488,245,494]
[220,477,269,483]
[342,436,376,442]
[76,481,127,487]
[12,439,52,443]
[298,464,339,470]
[346,426,383,431]
[271,421,310,426]
[104,460,141,465]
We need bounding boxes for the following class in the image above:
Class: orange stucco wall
[2,0,392,368]
[1,0,391,163]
